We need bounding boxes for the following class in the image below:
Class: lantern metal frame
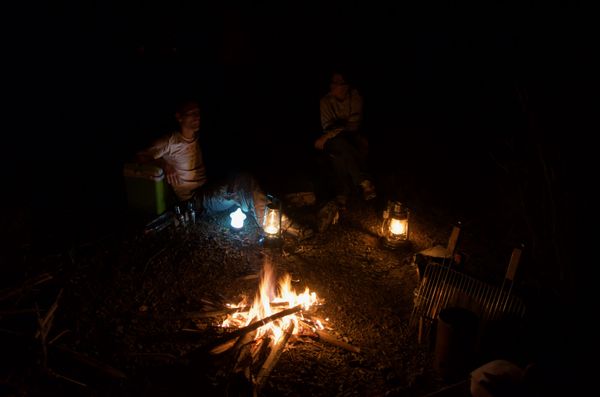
[381,200,410,249]
[261,195,283,248]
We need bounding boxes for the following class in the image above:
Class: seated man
[314,70,376,210]
[136,98,313,239]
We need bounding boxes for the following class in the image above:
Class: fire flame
[222,258,319,344]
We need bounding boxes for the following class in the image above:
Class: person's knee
[324,135,352,154]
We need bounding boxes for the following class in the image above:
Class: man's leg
[325,135,363,195]
[194,173,267,228]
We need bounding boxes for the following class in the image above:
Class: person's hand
[164,163,180,186]
[314,130,340,150]
[314,134,329,150]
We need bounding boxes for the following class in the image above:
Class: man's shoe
[283,223,315,241]
[280,214,314,241]
[360,180,377,201]
[335,195,348,212]
[317,200,340,233]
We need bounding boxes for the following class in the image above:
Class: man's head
[175,100,201,136]
[330,72,350,99]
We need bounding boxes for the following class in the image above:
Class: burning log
[230,322,258,382]
[185,302,291,319]
[186,307,246,319]
[210,305,303,355]
[254,321,295,392]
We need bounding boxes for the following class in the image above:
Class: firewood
[47,368,88,388]
[232,328,257,373]
[185,307,248,319]
[251,336,272,367]
[0,273,53,302]
[52,345,127,380]
[210,305,302,355]
[254,321,295,392]
[35,289,63,339]
[315,330,360,353]
[186,302,291,319]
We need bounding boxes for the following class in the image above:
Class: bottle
[174,205,186,228]
[186,201,196,225]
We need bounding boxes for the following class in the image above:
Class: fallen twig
[315,330,360,353]
[35,289,63,339]
[0,273,53,302]
[52,345,127,380]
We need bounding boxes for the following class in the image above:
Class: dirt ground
[1,183,577,397]
[2,194,475,396]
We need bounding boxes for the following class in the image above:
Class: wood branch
[52,345,127,380]
[210,338,237,355]
[49,329,71,345]
[251,336,272,367]
[210,305,302,355]
[422,379,469,396]
[185,301,290,319]
[0,273,53,302]
[232,327,258,374]
[0,308,38,317]
[36,289,63,339]
[185,306,250,319]
[48,368,88,388]
[237,273,259,281]
[254,321,295,392]
[315,330,360,353]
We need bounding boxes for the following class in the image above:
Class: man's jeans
[193,173,267,227]
[324,133,369,198]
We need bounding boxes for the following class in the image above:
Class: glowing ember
[222,258,320,344]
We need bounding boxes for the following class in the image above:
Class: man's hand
[164,163,180,186]
[314,134,329,150]
[314,130,341,150]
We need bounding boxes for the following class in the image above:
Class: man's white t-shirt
[148,131,208,200]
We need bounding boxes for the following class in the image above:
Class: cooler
[123,163,173,216]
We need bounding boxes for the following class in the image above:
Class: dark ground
[0,190,576,397]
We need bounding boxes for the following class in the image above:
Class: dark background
[4,1,592,307]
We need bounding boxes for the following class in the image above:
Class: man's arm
[136,136,180,186]
[344,90,363,132]
[316,97,345,150]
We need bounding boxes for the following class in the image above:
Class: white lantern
[230,208,247,229]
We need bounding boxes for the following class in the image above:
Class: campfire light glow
[210,260,358,390]
[222,259,320,344]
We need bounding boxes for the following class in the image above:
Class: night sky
[4,2,591,272]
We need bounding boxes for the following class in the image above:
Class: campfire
[203,257,359,393]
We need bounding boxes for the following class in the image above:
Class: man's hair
[330,66,354,86]
[173,97,200,115]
